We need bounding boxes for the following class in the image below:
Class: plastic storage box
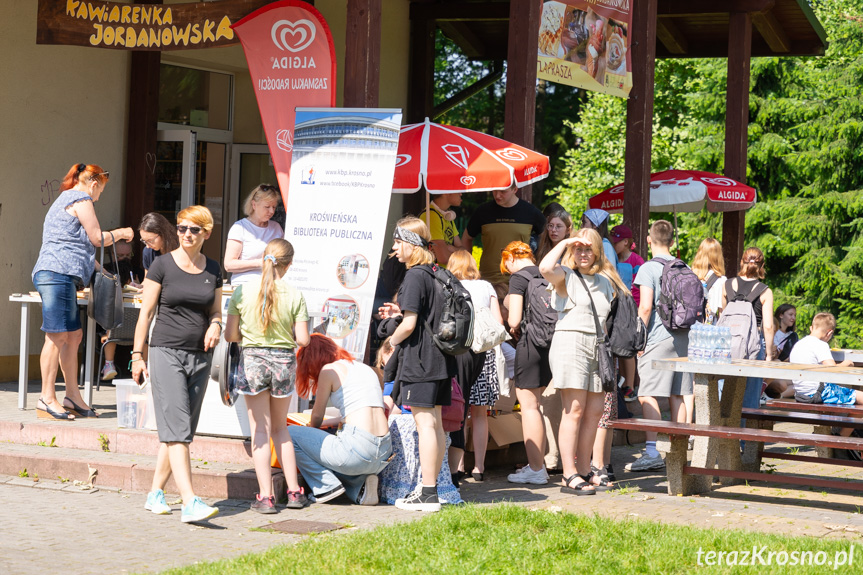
[114,379,157,430]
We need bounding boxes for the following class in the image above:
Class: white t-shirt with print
[226,218,284,285]
[789,335,833,396]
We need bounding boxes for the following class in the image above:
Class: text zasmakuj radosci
[293,227,372,240]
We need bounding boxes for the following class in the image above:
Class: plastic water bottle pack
[688,323,732,364]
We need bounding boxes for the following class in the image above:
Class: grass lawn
[160,504,859,574]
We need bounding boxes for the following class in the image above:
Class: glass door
[228,144,285,234]
[154,129,196,221]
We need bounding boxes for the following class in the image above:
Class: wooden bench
[612,418,863,494]
[765,398,863,417]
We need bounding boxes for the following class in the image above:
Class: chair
[96,307,140,391]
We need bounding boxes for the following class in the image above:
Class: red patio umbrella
[588,170,757,214]
[392,118,551,195]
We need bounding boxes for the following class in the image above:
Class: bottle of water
[716,326,731,364]
[701,324,713,364]
[688,322,703,363]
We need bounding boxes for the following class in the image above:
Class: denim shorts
[236,347,297,398]
[33,270,82,333]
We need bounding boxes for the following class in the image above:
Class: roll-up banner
[537,0,633,98]
[232,0,336,210]
[283,108,404,359]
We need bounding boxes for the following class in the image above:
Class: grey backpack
[715,279,767,359]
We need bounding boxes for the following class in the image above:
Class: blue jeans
[291,424,393,502]
[742,333,767,409]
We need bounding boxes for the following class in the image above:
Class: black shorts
[402,379,452,408]
[514,340,552,389]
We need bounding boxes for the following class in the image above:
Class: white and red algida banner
[232,1,336,208]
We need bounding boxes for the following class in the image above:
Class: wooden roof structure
[411,0,828,60]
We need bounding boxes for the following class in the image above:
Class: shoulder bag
[88,232,124,330]
[573,270,617,393]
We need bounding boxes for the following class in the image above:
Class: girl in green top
[226,239,311,513]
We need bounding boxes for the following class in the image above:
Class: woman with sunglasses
[131,206,223,523]
[32,163,133,420]
[139,212,180,279]
[224,184,284,286]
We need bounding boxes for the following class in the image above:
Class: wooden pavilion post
[504,0,540,203]
[344,0,382,107]
[623,0,658,255]
[123,51,159,230]
[722,12,752,278]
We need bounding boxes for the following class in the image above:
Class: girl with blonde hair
[447,249,504,482]
[378,216,457,512]
[540,227,616,494]
[225,238,311,513]
[691,238,726,323]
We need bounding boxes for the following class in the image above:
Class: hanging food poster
[537,0,632,98]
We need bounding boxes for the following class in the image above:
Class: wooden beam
[433,62,503,119]
[722,12,752,277]
[407,18,435,123]
[658,0,774,17]
[623,0,659,258]
[438,21,487,59]
[657,17,688,55]
[504,0,540,203]
[752,9,791,53]
[410,2,510,22]
[123,2,160,230]
[343,0,382,107]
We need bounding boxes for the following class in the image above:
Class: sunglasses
[177,225,203,235]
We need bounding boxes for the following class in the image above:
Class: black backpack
[422,265,474,356]
[606,291,648,358]
[517,269,558,349]
[652,258,705,331]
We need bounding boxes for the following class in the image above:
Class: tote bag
[470,306,509,353]
[88,232,123,330]
[573,270,617,393]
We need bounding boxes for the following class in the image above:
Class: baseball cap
[610,225,633,241]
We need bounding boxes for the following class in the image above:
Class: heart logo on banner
[276,129,294,152]
[460,176,476,186]
[145,152,156,174]
[271,19,317,53]
[395,154,412,167]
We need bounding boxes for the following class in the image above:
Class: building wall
[0,0,411,381]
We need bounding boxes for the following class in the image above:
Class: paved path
[3,447,863,575]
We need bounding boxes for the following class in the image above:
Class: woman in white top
[446,250,504,481]
[293,334,393,505]
[224,184,284,285]
[540,228,616,495]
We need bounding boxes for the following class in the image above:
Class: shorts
[637,333,693,398]
[820,383,858,405]
[237,347,296,398]
[148,346,211,443]
[514,339,552,389]
[402,379,451,408]
[33,270,83,333]
[549,331,602,393]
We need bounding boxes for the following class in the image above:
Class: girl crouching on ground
[293,335,393,505]
[225,239,310,512]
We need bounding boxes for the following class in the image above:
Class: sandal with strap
[584,470,614,491]
[63,398,99,418]
[561,474,595,496]
[36,398,75,421]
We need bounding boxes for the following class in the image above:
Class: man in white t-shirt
[790,313,862,418]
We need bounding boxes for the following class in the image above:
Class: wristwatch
[210,319,223,330]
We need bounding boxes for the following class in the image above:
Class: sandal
[64,398,99,418]
[560,474,595,496]
[584,470,614,491]
[36,398,75,421]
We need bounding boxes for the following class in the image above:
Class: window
[159,64,232,130]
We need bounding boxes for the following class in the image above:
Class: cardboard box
[466,412,523,451]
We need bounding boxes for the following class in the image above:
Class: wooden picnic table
[641,357,863,495]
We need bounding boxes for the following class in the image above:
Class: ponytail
[254,239,295,331]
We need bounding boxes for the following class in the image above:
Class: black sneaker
[395,485,441,512]
[250,494,277,514]
[313,484,346,504]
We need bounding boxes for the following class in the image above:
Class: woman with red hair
[292,334,392,505]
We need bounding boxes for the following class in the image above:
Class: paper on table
[286,407,342,428]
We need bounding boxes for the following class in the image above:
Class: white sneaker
[395,485,440,512]
[357,475,379,506]
[760,392,769,406]
[625,452,665,472]
[507,465,549,484]
[101,361,117,381]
